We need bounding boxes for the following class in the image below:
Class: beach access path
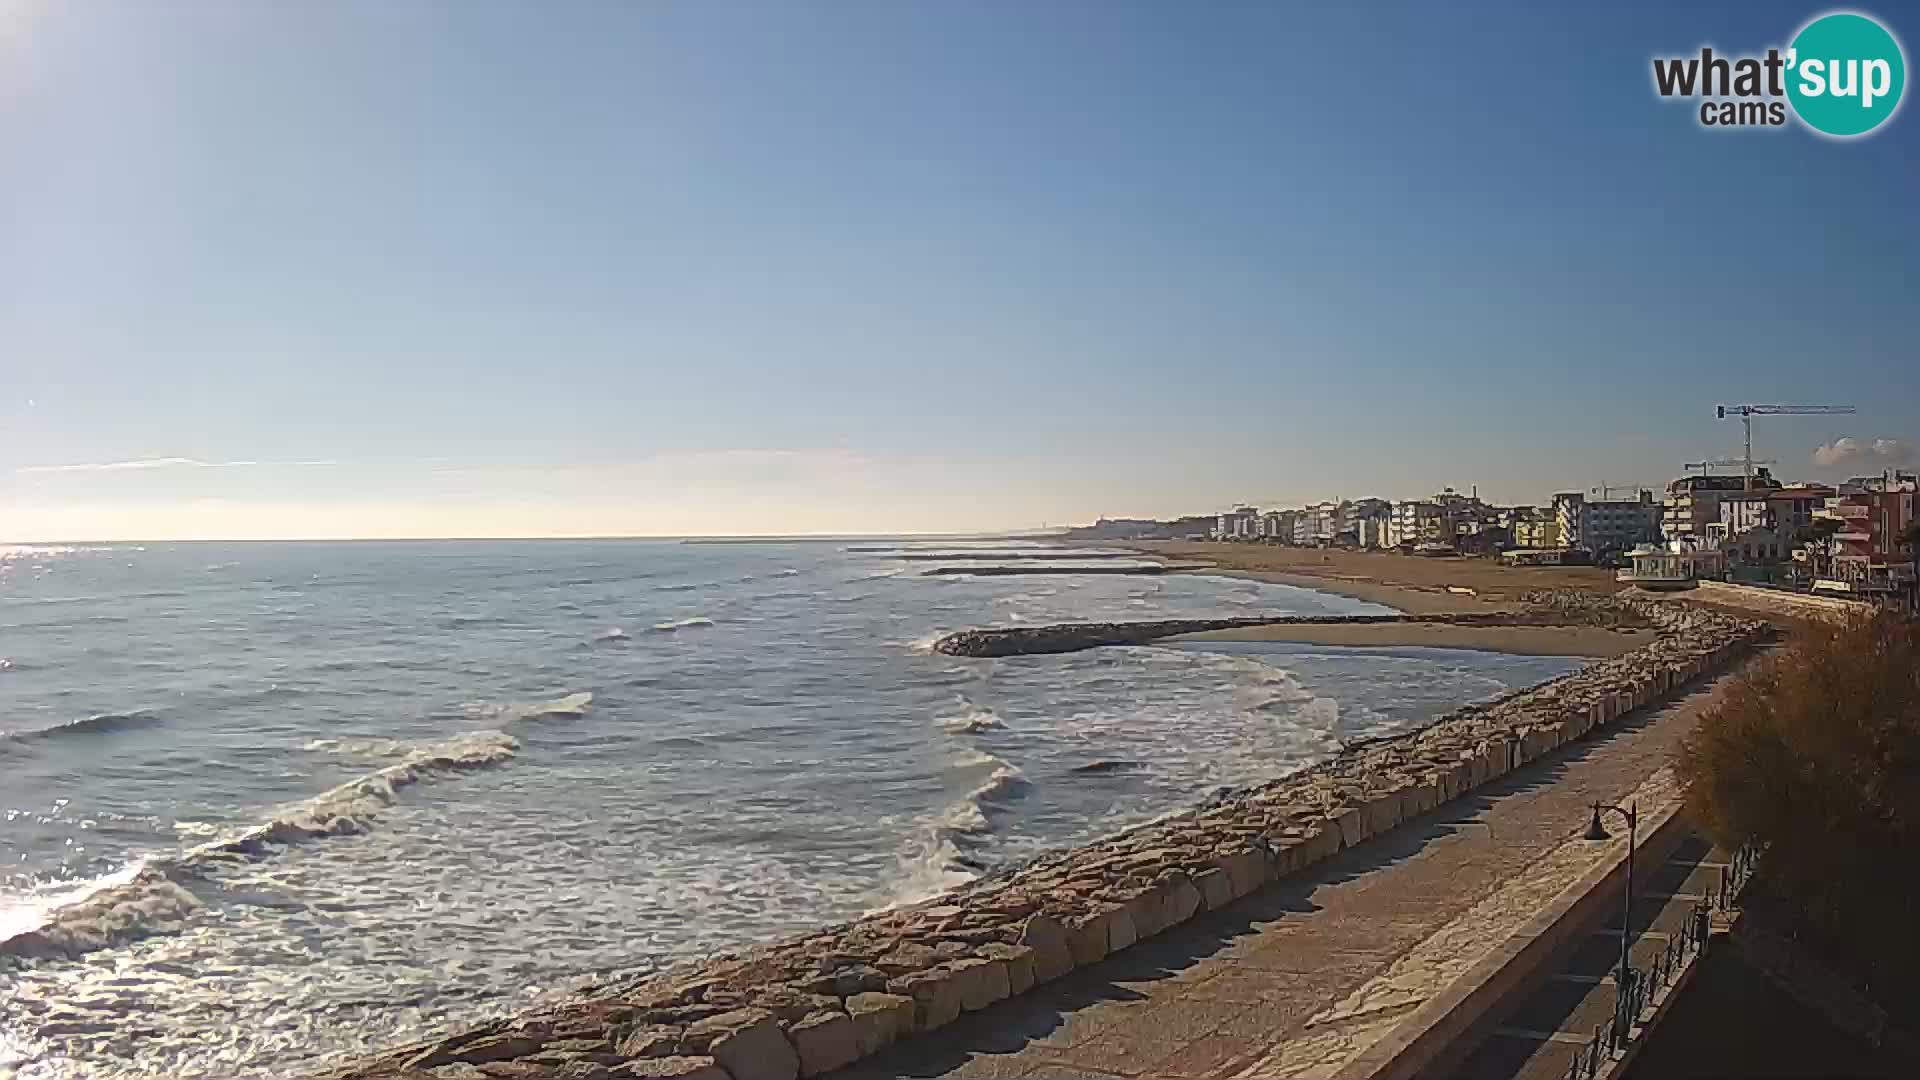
[828,657,1748,1080]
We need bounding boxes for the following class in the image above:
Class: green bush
[1677,613,1920,1019]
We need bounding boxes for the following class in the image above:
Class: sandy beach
[1125,540,1624,615]
[1169,620,1654,658]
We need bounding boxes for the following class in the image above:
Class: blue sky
[2,0,1915,539]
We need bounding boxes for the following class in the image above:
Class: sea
[0,540,1583,1079]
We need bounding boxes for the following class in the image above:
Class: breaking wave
[0,732,520,960]
[468,691,594,724]
[0,862,201,960]
[880,751,1029,909]
[937,704,1007,734]
[1,708,161,745]
[649,616,714,633]
[593,627,630,644]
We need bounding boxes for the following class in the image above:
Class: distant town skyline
[3,1,1916,541]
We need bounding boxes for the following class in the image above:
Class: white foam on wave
[904,631,946,654]
[876,750,1029,911]
[190,731,522,858]
[302,736,410,758]
[593,627,630,643]
[468,691,595,724]
[0,861,201,960]
[937,704,1007,734]
[1,732,521,960]
[649,616,715,633]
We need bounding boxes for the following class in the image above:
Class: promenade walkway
[829,665,1751,1080]
[1444,833,1727,1080]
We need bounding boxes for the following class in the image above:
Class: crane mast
[1715,404,1857,492]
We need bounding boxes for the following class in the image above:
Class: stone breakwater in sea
[932,610,1602,658]
[325,594,1768,1080]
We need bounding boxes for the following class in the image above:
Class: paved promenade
[830,666,1750,1080]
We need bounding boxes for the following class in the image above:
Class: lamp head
[1584,807,1611,842]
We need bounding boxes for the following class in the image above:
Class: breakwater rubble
[320,592,1767,1080]
[932,610,1602,658]
[920,564,1174,577]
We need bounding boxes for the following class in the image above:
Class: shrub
[1677,612,1920,1017]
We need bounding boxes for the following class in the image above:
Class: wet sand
[1170,620,1652,658]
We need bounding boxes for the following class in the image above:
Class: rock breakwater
[933,611,1593,658]
[920,564,1173,577]
[321,593,1768,1080]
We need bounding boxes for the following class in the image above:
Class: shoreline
[1117,540,1624,616]
[1168,620,1652,658]
[320,592,1771,1080]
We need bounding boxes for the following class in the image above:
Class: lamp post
[1584,801,1638,1045]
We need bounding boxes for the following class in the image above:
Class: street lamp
[1585,801,1638,1045]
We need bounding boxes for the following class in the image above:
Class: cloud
[1811,438,1917,469]
[16,458,338,474]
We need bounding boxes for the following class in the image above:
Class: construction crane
[1716,404,1857,492]
[1684,457,1778,476]
[1589,483,1652,500]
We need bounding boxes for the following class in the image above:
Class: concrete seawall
[325,594,1769,1080]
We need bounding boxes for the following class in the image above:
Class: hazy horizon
[4,0,1915,542]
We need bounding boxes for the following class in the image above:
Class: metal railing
[1716,842,1760,910]
[1564,905,1710,1079]
[1563,844,1764,1080]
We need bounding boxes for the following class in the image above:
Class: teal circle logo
[1786,12,1906,137]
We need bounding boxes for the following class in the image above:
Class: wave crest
[1,709,161,745]
[0,863,201,960]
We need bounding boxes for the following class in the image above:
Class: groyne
[323,593,1769,1080]
[933,610,1631,658]
[919,564,1173,577]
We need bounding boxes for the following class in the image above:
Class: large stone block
[1333,806,1369,849]
[1107,905,1139,951]
[616,1025,685,1059]
[1065,909,1111,967]
[786,1012,860,1079]
[1398,779,1440,822]
[621,1057,731,1080]
[886,969,962,1033]
[1160,873,1202,927]
[978,942,1036,996]
[946,956,1011,1012]
[875,943,940,977]
[1193,867,1234,912]
[1118,888,1165,940]
[1364,791,1402,837]
[406,1032,544,1070]
[843,993,913,1057]
[1017,914,1074,984]
[1212,849,1267,900]
[1294,822,1340,867]
[683,1009,798,1080]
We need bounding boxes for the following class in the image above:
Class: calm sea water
[0,540,1580,1078]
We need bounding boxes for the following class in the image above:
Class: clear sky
[2,0,1915,540]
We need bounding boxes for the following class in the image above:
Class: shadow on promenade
[831,676,1728,1079]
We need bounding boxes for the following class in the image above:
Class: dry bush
[1677,613,1920,1016]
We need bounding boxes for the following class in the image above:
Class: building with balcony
[1814,479,1918,606]
[1214,505,1260,540]
[1389,500,1447,549]
[1259,509,1298,542]
[1662,469,1778,541]
[1511,507,1562,550]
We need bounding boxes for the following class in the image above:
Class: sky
[2,0,1916,540]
